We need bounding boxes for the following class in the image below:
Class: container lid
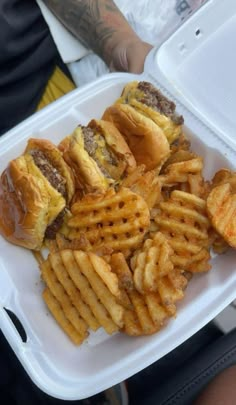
[144,0,236,150]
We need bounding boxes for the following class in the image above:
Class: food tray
[0,0,236,400]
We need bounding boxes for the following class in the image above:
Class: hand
[42,0,153,74]
[109,38,153,74]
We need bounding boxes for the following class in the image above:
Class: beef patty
[137,81,184,125]
[81,126,118,178]
[31,149,67,238]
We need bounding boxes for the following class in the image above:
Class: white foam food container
[0,0,236,400]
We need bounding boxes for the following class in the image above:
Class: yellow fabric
[37,66,76,110]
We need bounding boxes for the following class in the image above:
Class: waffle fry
[160,157,206,197]
[210,169,236,192]
[208,229,229,254]
[41,260,88,339]
[123,290,170,336]
[121,165,146,188]
[207,183,236,248]
[159,138,209,198]
[122,291,168,336]
[109,252,134,310]
[122,308,143,336]
[131,253,188,315]
[154,190,212,273]
[162,157,203,183]
[128,290,160,335]
[168,268,189,291]
[55,233,91,252]
[48,251,99,331]
[156,275,185,316]
[64,187,150,255]
[110,253,134,291]
[110,251,187,336]
[43,288,86,345]
[121,167,162,210]
[131,232,174,294]
[162,149,196,170]
[63,250,124,330]
[41,249,126,342]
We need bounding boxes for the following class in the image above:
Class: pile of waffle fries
[36,129,236,345]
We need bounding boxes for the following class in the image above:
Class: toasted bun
[25,138,75,203]
[117,81,183,144]
[59,127,110,193]
[102,104,170,171]
[88,119,136,177]
[59,120,136,193]
[0,155,66,250]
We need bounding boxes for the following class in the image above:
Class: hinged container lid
[145,0,236,150]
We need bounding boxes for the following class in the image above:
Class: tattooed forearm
[42,0,136,64]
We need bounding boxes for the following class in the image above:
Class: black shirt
[0,1,59,136]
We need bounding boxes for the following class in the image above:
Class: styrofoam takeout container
[0,0,236,400]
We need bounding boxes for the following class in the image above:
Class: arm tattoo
[42,0,128,62]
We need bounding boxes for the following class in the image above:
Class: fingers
[127,41,153,74]
[110,39,153,73]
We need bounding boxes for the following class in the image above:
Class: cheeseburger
[102,81,184,170]
[59,119,136,193]
[0,138,75,250]
[117,80,184,143]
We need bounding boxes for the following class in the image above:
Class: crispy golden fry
[131,233,174,294]
[128,290,158,335]
[60,249,121,334]
[162,150,196,170]
[145,293,169,329]
[160,158,203,189]
[43,288,85,345]
[167,268,188,291]
[111,251,185,336]
[187,173,207,198]
[164,157,203,178]
[48,251,99,331]
[121,165,146,188]
[154,190,212,273]
[211,168,232,185]
[122,169,162,210]
[123,309,143,336]
[33,250,44,266]
[41,260,88,338]
[122,273,187,335]
[159,150,208,198]
[210,169,236,192]
[65,187,150,254]
[132,247,188,314]
[208,228,229,254]
[156,276,184,316]
[55,233,91,252]
[44,239,58,253]
[207,183,236,248]
[110,253,134,291]
[132,251,145,293]
[109,253,171,336]
[74,250,124,327]
[123,290,170,336]
[88,252,121,298]
[109,253,134,310]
